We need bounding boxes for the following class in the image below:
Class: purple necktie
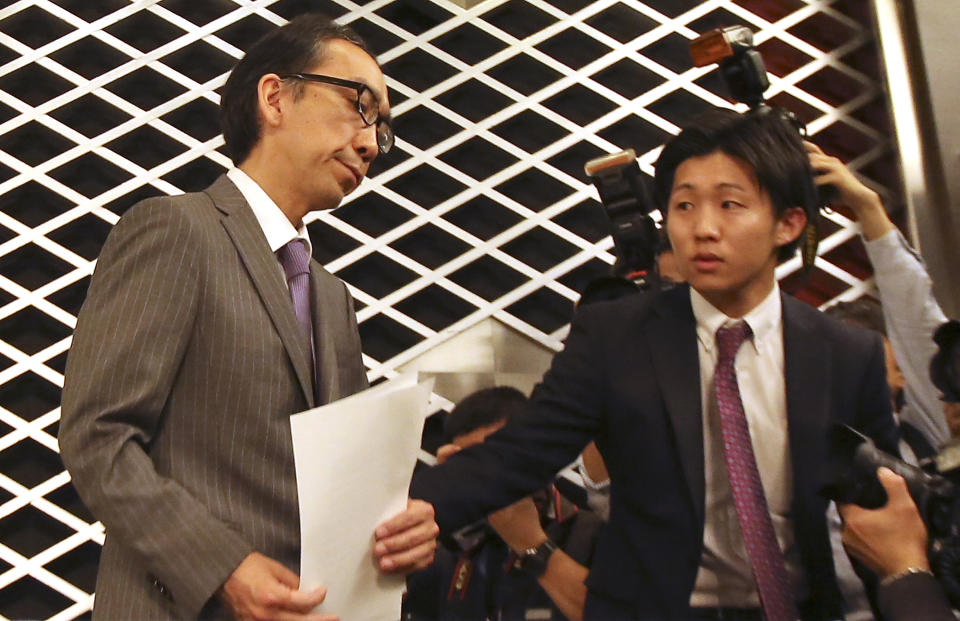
[715,323,798,621]
[277,239,317,399]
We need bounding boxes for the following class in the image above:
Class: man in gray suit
[60,15,438,621]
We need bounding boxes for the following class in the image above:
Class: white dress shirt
[688,283,807,607]
[226,167,312,262]
[866,229,949,447]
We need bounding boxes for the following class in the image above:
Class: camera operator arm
[839,468,955,621]
[809,141,952,446]
[805,141,893,242]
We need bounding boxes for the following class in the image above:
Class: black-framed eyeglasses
[278,73,394,155]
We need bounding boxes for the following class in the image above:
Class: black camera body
[823,425,959,527]
[820,319,960,604]
[822,424,960,606]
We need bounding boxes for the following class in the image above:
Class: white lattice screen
[0,0,896,618]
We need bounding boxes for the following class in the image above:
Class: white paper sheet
[290,372,433,621]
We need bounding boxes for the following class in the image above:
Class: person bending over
[404,387,600,621]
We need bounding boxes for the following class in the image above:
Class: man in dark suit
[411,109,899,621]
[59,15,437,621]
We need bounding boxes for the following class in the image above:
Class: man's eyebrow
[716,182,747,191]
[672,181,748,192]
[351,76,387,107]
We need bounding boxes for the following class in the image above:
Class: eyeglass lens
[377,122,394,154]
[357,87,379,125]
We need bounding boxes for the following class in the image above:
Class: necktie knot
[277,239,311,281]
[716,321,752,364]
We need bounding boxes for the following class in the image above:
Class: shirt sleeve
[878,571,955,621]
[865,229,950,447]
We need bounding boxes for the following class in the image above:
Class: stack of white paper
[291,373,434,621]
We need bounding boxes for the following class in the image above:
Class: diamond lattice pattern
[0,0,896,617]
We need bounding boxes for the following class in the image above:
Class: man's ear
[256,73,286,129]
[775,206,807,248]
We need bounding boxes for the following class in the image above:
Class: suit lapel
[782,293,831,504]
[645,286,705,524]
[310,268,342,405]
[205,175,316,408]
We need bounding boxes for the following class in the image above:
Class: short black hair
[442,386,527,444]
[220,13,369,166]
[824,297,887,337]
[654,108,817,262]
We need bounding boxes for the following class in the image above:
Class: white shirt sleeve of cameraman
[865,229,950,447]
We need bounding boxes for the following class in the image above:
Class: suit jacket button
[151,577,172,599]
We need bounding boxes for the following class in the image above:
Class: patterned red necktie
[715,322,798,621]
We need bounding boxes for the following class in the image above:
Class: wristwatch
[517,539,558,577]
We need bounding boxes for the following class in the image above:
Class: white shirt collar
[690,283,782,355]
[226,167,312,255]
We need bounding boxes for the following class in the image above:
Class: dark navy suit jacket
[411,284,899,620]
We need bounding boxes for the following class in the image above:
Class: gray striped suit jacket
[60,175,369,620]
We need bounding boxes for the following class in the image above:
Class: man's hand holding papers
[219,552,336,621]
[374,499,439,572]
